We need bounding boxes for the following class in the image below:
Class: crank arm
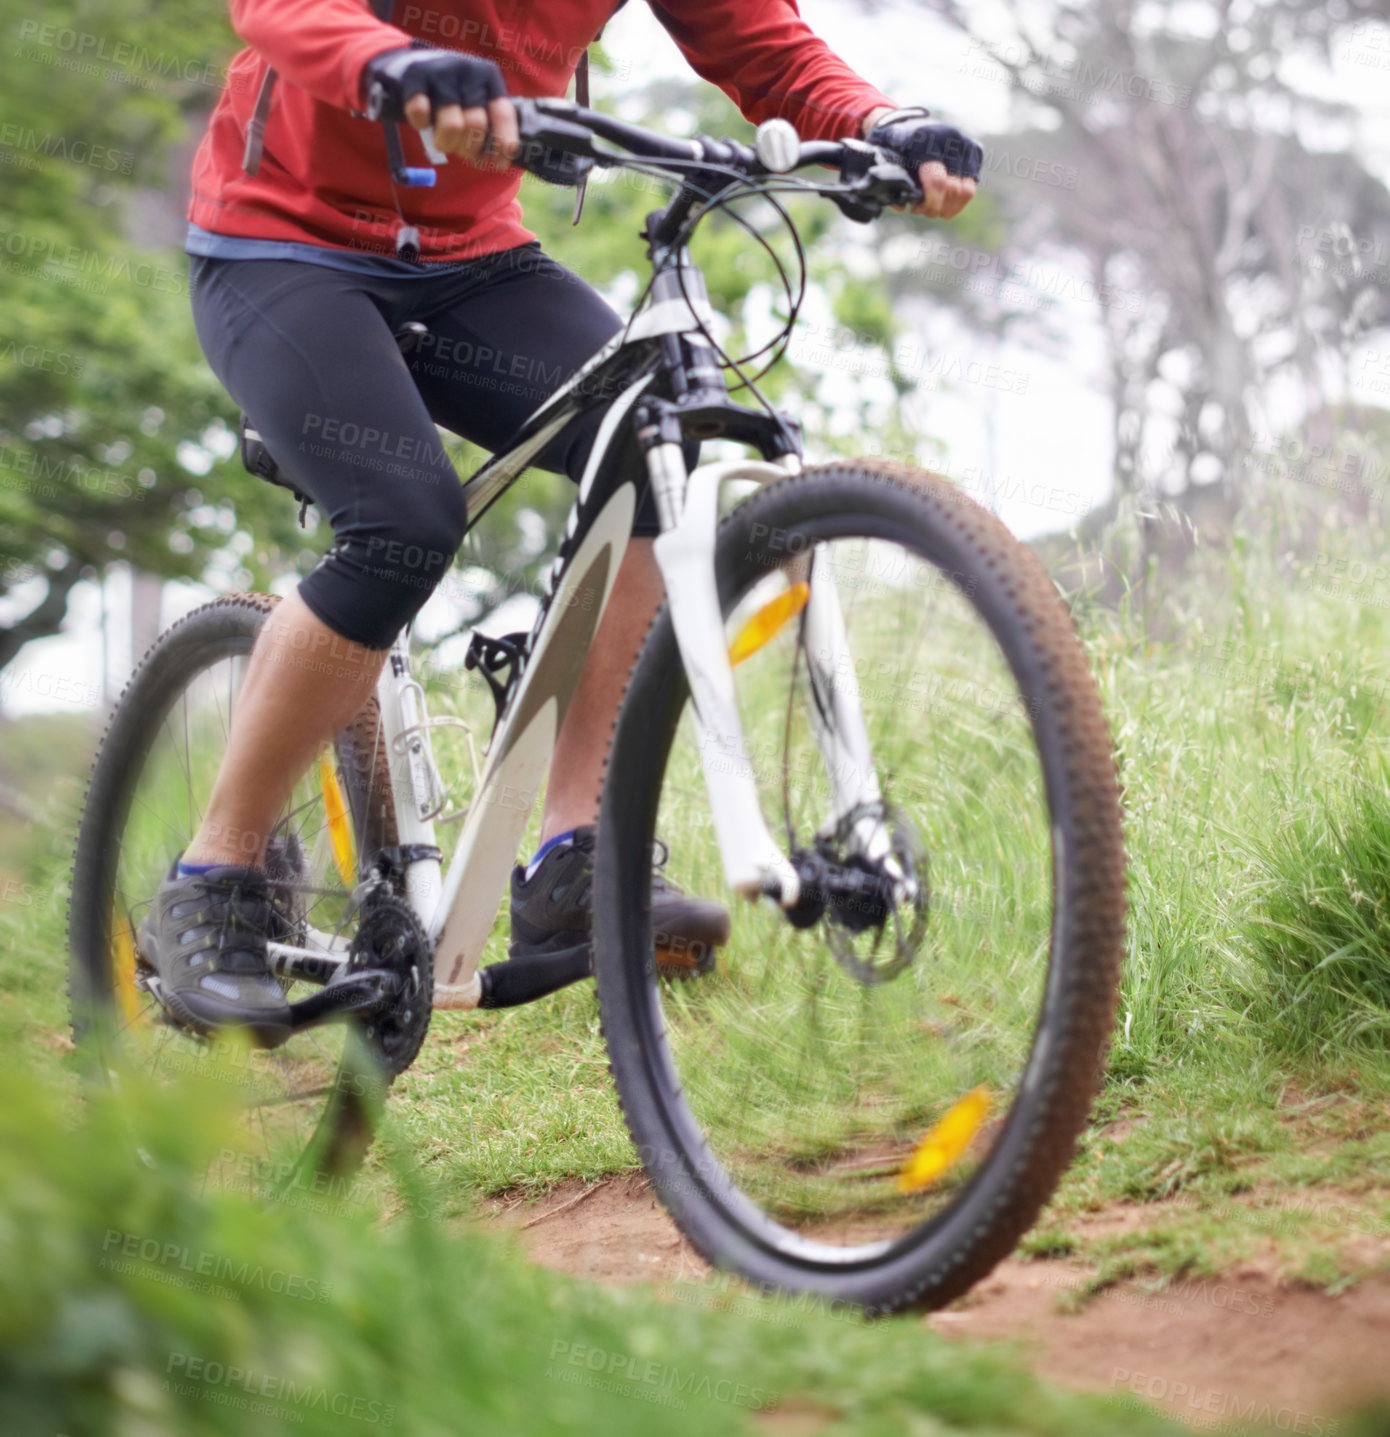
[286,969,400,1032]
[266,940,349,985]
[139,967,398,1048]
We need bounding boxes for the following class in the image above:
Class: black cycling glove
[866,107,983,182]
[362,45,508,124]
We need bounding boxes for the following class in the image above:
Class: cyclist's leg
[185,591,384,867]
[407,245,665,844]
[184,256,468,867]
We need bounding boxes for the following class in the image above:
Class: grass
[1018,518,1390,1284]
[0,1051,1200,1437]
[1234,770,1390,1057]
[8,485,1390,1425]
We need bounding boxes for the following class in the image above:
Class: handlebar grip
[510,98,597,187]
[513,138,594,187]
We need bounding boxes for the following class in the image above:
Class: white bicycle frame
[266,286,885,1009]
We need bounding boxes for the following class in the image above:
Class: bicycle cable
[681,181,807,384]
[613,154,807,379]
[676,186,807,392]
[604,146,903,443]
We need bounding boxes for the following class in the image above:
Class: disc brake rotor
[796,801,930,986]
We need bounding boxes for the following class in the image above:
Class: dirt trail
[488,1177,1390,1429]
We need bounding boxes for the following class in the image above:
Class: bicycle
[68,98,1126,1314]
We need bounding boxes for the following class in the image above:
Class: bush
[1237,774,1390,1061]
[0,1057,1190,1436]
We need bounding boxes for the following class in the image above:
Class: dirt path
[488,1177,1390,1429]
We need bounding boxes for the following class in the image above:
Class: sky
[3,0,1389,715]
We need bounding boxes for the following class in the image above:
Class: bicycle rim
[70,597,395,1199]
[596,464,1124,1307]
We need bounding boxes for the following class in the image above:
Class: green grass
[9,496,1390,1426]
[1234,770,1390,1057]
[0,1052,1202,1437]
[1016,526,1390,1283]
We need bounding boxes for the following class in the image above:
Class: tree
[0,0,303,674]
[877,0,1390,508]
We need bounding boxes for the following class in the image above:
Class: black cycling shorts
[190,244,660,651]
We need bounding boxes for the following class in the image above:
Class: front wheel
[594,459,1125,1314]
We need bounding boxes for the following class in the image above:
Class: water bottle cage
[464,631,528,728]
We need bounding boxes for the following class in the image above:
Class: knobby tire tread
[593,461,1126,1314]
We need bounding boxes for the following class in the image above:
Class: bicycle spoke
[622,509,1074,1263]
[247,1081,341,1110]
[181,691,196,838]
[75,610,400,1203]
[127,791,190,849]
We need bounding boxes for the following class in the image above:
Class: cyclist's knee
[384,476,468,558]
[303,481,467,650]
[358,485,466,596]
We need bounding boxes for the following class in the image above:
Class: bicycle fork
[649,452,890,908]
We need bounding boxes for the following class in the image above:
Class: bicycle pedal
[654,942,717,979]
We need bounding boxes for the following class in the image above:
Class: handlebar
[506,96,924,231]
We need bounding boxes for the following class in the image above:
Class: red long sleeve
[652,0,895,143]
[227,0,412,111]
[190,0,897,262]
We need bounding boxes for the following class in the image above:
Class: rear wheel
[68,593,403,1195]
[595,460,1125,1313]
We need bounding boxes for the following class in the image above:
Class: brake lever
[867,159,923,208]
[832,142,923,223]
[363,79,438,187]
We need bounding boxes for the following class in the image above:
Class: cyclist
[140,0,981,1044]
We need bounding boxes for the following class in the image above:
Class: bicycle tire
[594,459,1125,1314]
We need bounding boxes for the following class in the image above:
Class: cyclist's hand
[363,47,519,171]
[863,108,981,220]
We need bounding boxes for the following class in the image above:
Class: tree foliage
[884,0,1390,504]
[0,0,312,673]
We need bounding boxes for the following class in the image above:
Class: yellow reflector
[897,1086,992,1193]
[728,582,810,667]
[111,913,140,1028]
[319,756,356,887]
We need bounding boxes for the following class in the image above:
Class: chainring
[346,891,433,1077]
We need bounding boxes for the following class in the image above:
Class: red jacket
[189,0,896,262]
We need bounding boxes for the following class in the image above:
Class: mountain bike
[68,98,1126,1314]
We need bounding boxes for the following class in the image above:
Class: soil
[487,1177,1390,1430]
